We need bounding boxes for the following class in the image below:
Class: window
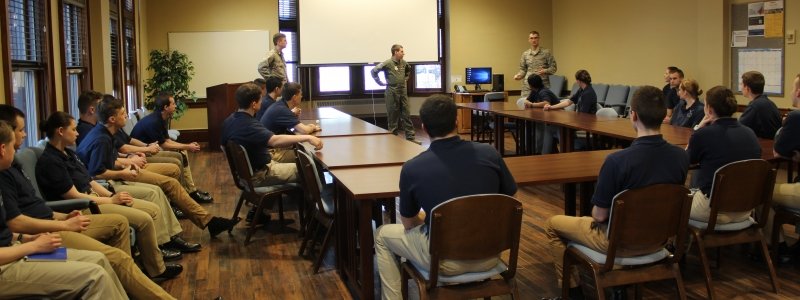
[282,30,297,83]
[279,0,298,83]
[12,71,39,146]
[110,16,121,99]
[122,1,138,110]
[62,0,90,118]
[318,67,350,93]
[363,66,386,91]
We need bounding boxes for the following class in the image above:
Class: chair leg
[401,264,409,300]
[592,268,605,300]
[312,219,335,273]
[229,194,246,233]
[771,212,785,263]
[298,217,318,256]
[561,253,572,298]
[758,237,781,294]
[305,219,323,257]
[245,201,265,245]
[672,263,688,300]
[693,231,716,300]
[277,195,286,226]
[634,284,642,300]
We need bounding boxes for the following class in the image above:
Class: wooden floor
[162,130,800,300]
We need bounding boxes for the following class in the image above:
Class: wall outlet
[788,29,796,44]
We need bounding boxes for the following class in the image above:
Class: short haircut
[0,121,13,146]
[265,76,282,93]
[272,33,286,45]
[575,69,592,85]
[630,85,667,130]
[391,44,403,55]
[669,68,684,78]
[742,71,765,95]
[40,111,74,139]
[153,92,173,112]
[78,91,103,114]
[667,66,680,74]
[679,79,703,99]
[235,83,262,109]
[253,78,266,87]
[705,86,738,117]
[281,82,302,101]
[0,105,25,129]
[527,74,544,90]
[97,95,124,124]
[529,30,540,36]
[419,94,457,138]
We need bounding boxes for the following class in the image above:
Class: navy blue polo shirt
[114,129,132,150]
[399,136,517,225]
[670,99,705,128]
[0,195,12,247]
[130,112,169,144]
[221,111,275,171]
[662,84,680,109]
[260,100,299,135]
[0,162,55,220]
[255,94,277,120]
[570,85,598,114]
[775,110,800,158]
[687,117,761,195]
[527,87,560,105]
[739,94,782,139]
[592,135,689,209]
[76,119,95,147]
[76,124,119,177]
[37,143,93,201]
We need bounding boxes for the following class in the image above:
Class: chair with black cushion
[295,148,335,273]
[623,86,639,118]
[223,141,302,245]
[471,92,506,144]
[593,84,609,107]
[563,184,692,300]
[688,159,779,299]
[15,147,100,214]
[401,194,522,300]
[603,85,630,115]
[549,75,566,97]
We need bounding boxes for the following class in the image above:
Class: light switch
[451,75,462,83]
[788,29,796,44]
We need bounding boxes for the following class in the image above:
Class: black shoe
[190,191,214,203]
[196,189,211,197]
[207,217,241,238]
[165,236,201,253]
[172,206,186,219]
[245,207,272,224]
[151,264,183,281]
[160,248,183,261]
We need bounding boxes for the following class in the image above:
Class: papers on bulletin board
[748,2,765,36]
[763,1,784,38]
[737,48,782,95]
[732,30,748,47]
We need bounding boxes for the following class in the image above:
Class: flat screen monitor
[465,67,492,91]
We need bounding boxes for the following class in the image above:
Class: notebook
[25,247,67,262]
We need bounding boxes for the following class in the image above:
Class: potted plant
[143,49,197,120]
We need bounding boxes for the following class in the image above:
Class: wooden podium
[206,82,244,151]
[452,92,507,134]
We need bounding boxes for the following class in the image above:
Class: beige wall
[448,0,552,94]
[142,0,278,129]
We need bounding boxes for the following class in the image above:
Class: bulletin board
[729,0,784,96]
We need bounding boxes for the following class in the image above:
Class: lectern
[206,82,244,151]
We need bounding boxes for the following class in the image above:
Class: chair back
[604,184,692,272]
[220,144,246,191]
[14,147,45,199]
[624,86,639,117]
[295,148,330,216]
[569,83,580,98]
[706,159,776,231]
[593,83,609,106]
[595,107,619,118]
[548,75,566,97]
[483,92,505,102]
[604,85,629,110]
[427,194,522,284]
[226,141,258,194]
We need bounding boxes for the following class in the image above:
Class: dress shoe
[190,191,214,203]
[245,207,272,224]
[207,216,241,237]
[151,264,183,281]
[172,206,186,219]
[160,248,183,261]
[196,189,211,197]
[165,235,201,253]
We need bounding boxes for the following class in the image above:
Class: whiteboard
[168,31,270,98]
[736,48,783,95]
[299,0,438,65]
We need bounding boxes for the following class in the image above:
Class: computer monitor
[465,67,492,91]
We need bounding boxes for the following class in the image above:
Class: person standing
[514,31,557,97]
[371,44,420,144]
[258,33,288,84]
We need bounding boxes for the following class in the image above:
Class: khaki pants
[252,160,298,187]
[149,150,198,193]
[269,148,296,164]
[111,181,183,245]
[545,215,609,288]
[689,191,752,224]
[134,168,213,229]
[97,200,166,277]
[0,248,127,300]
[764,183,800,244]
[374,224,499,300]
[59,221,175,299]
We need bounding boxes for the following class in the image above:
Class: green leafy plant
[143,50,197,120]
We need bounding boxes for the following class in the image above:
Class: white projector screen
[168,31,269,98]
[299,0,439,65]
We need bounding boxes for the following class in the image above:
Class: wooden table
[299,106,352,120]
[314,135,424,169]
[301,117,389,137]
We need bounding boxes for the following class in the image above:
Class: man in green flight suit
[371,44,420,144]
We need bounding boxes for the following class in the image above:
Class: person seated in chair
[374,94,518,300]
[542,69,598,152]
[662,67,683,120]
[260,82,321,163]
[543,86,689,300]
[521,75,560,155]
[130,93,214,203]
[668,79,705,128]
[738,71,782,139]
[686,86,761,224]
[255,77,283,120]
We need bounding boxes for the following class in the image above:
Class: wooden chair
[222,141,302,245]
[400,194,522,300]
[295,148,335,273]
[688,159,779,299]
[562,184,692,300]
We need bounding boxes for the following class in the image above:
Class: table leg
[564,183,577,216]
[560,127,574,153]
[495,115,504,154]
[358,200,376,300]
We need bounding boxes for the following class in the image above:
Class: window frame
[58,0,92,117]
